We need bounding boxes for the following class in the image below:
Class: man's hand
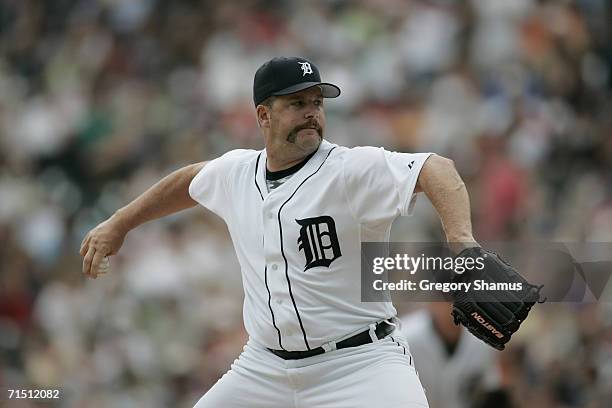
[80,216,128,279]
[78,161,206,279]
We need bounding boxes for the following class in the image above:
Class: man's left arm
[415,154,544,351]
[415,154,478,253]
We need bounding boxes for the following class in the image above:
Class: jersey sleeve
[342,146,433,226]
[188,149,247,219]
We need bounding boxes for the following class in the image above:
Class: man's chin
[297,133,322,152]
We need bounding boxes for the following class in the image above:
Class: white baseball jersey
[400,310,501,408]
[189,139,432,351]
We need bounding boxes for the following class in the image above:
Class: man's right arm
[80,162,207,279]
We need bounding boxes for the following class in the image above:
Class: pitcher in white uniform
[81,56,480,408]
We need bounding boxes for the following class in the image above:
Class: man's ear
[256,105,271,128]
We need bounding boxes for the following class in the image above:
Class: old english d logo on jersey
[296,216,342,271]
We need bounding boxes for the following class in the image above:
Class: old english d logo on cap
[299,62,313,76]
[253,57,341,106]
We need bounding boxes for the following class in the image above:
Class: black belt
[268,319,396,360]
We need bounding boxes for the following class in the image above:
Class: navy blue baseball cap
[253,57,341,106]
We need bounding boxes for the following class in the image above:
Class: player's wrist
[109,208,133,236]
[447,239,479,255]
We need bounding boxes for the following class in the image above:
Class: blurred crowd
[1,0,611,406]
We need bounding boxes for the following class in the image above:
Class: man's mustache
[286,121,322,143]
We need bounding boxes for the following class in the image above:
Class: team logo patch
[298,62,313,76]
[296,216,342,271]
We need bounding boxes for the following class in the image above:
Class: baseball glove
[451,246,545,350]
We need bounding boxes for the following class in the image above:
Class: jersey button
[267,212,274,219]
[276,299,283,305]
[271,264,278,271]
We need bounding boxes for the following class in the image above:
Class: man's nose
[304,103,319,119]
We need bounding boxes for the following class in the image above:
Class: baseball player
[401,303,510,408]
[80,56,483,408]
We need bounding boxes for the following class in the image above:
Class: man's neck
[266,155,308,172]
[265,141,321,172]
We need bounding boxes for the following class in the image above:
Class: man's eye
[314,100,323,106]
[291,101,303,107]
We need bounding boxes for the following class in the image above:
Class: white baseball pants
[193,333,429,408]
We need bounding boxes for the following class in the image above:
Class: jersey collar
[266,149,317,181]
[255,139,336,200]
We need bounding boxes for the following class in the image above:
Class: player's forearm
[417,155,476,247]
[111,162,205,234]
